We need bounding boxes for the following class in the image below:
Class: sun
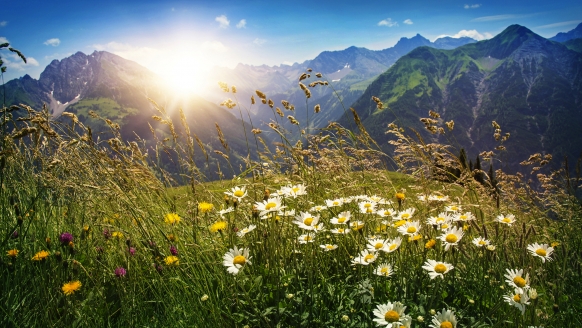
[157,53,212,98]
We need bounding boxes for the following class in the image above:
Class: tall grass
[1,66,581,328]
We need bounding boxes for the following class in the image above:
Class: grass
[1,66,582,328]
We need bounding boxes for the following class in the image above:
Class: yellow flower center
[394,220,406,227]
[389,244,397,251]
[364,254,375,262]
[338,228,345,233]
[440,321,453,328]
[375,243,384,249]
[384,310,400,322]
[380,267,390,275]
[513,276,526,288]
[234,190,245,197]
[304,236,313,241]
[535,248,547,256]
[406,226,417,233]
[304,217,314,226]
[434,263,447,274]
[451,206,458,211]
[502,217,511,223]
[479,240,486,245]
[445,234,458,243]
[460,215,467,220]
[401,213,410,219]
[333,201,339,205]
[233,255,246,265]
[292,187,300,193]
[364,203,372,208]
[441,224,449,229]
[338,217,346,223]
[265,202,277,210]
[436,217,445,223]
[326,245,335,249]
[366,208,373,213]
[513,294,521,302]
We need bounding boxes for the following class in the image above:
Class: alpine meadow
[1,2,582,327]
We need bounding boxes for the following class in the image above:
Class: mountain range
[338,24,582,172]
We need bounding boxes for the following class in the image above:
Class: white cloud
[236,19,246,28]
[403,19,413,25]
[471,14,520,22]
[215,15,230,28]
[0,36,8,44]
[536,20,582,29]
[201,41,228,53]
[437,29,493,41]
[3,53,39,71]
[378,18,398,27]
[253,38,267,45]
[0,21,7,27]
[44,38,61,47]
[464,4,481,9]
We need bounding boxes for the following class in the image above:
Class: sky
[1,0,581,94]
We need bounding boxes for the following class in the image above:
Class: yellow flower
[112,231,124,239]
[395,193,405,200]
[551,241,560,248]
[409,235,422,242]
[198,202,214,213]
[425,239,436,249]
[164,213,181,225]
[7,249,19,258]
[62,280,82,295]
[164,255,179,266]
[32,250,50,261]
[210,221,228,233]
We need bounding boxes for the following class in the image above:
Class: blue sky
[1,0,581,93]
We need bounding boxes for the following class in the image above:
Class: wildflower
[395,208,415,220]
[298,233,316,244]
[528,288,538,300]
[358,200,377,214]
[368,195,391,205]
[115,267,127,277]
[352,250,377,265]
[408,235,422,242]
[393,219,407,228]
[200,294,209,301]
[320,244,338,251]
[281,184,307,198]
[425,239,436,249]
[428,194,449,202]
[169,245,178,256]
[395,193,406,200]
[129,247,136,256]
[527,243,554,262]
[164,255,179,266]
[164,213,181,225]
[342,315,350,322]
[59,232,74,245]
[445,205,462,212]
[62,280,82,296]
[375,263,394,277]
[7,249,19,258]
[237,225,257,237]
[210,221,228,233]
[372,301,409,327]
[367,238,390,252]
[454,211,476,222]
[377,208,395,218]
[504,287,530,314]
[293,212,320,230]
[255,196,284,216]
[32,250,50,261]
[550,241,560,248]
[286,293,294,299]
[325,198,344,207]
[472,237,490,247]
[349,221,365,231]
[486,245,496,251]
[429,308,457,328]
[103,229,111,239]
[385,237,402,253]
[198,202,214,213]
[422,259,454,279]
[225,186,247,202]
[496,214,516,226]
[278,209,296,217]
[223,246,252,275]
[427,213,453,226]
[504,268,530,289]
[331,227,351,234]
[417,315,424,322]
[112,231,124,239]
[83,225,90,232]
[438,226,464,251]
[330,211,351,224]
[397,221,421,237]
[310,204,327,212]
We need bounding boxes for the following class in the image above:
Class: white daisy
[325,198,345,207]
[429,308,457,328]
[278,209,296,217]
[280,184,307,198]
[292,211,320,230]
[358,200,377,214]
[298,233,316,244]
[375,263,394,277]
[397,220,421,237]
[496,213,516,225]
[320,244,338,251]
[218,207,235,217]
[224,186,247,201]
[527,243,554,262]
[428,194,449,202]
[437,226,464,251]
[385,237,402,253]
[367,238,390,252]
[472,236,490,247]
[503,287,530,314]
[504,268,530,289]
[330,211,351,224]
[454,211,476,222]
[426,212,454,226]
[331,227,351,234]
[395,208,416,221]
[349,220,365,231]
[352,249,378,265]
[372,301,409,327]
[222,246,252,275]
[445,204,462,212]
[422,259,454,279]
[368,195,392,205]
[255,196,285,216]
[236,224,256,237]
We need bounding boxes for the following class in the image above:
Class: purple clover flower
[59,232,73,245]
[115,267,127,277]
[170,245,178,256]
[129,247,136,256]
